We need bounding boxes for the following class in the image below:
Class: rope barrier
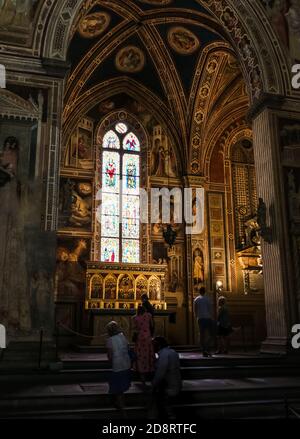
[57,322,103,339]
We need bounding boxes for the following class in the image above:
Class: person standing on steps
[105,321,132,417]
[216,296,233,355]
[132,305,155,390]
[193,286,214,357]
[141,294,155,336]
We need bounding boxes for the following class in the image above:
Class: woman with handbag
[215,296,233,355]
[132,305,155,390]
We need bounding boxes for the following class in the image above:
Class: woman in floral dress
[133,306,155,389]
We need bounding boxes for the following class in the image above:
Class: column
[252,106,291,353]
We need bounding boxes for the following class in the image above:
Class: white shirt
[152,347,182,397]
[194,295,212,320]
[106,333,131,372]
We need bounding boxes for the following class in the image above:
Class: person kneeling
[151,336,182,420]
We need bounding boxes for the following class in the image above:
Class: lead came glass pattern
[101,238,119,263]
[122,195,140,219]
[102,151,120,193]
[123,154,140,195]
[100,124,141,263]
[103,130,120,149]
[116,123,128,134]
[122,239,140,264]
[122,219,140,239]
[102,193,120,217]
[123,133,140,151]
[102,215,119,237]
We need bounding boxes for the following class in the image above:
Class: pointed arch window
[100,123,140,264]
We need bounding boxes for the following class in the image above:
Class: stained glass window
[102,151,120,193]
[116,123,128,134]
[123,133,140,152]
[123,154,140,195]
[100,124,140,263]
[122,240,140,264]
[103,130,120,149]
[101,238,119,263]
[122,195,140,219]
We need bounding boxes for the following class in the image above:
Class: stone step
[1,363,300,386]
[60,355,294,371]
[1,378,300,414]
[0,400,292,420]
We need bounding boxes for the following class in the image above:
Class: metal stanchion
[38,327,44,369]
[55,322,60,362]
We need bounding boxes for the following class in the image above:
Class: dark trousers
[149,386,177,420]
[198,318,214,353]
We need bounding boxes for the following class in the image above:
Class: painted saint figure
[126,161,137,190]
[193,250,204,284]
[104,247,110,262]
[106,160,117,187]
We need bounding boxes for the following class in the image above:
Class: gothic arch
[62,77,186,170]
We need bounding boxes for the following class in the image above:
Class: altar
[85,262,169,344]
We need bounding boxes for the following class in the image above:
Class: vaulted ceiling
[64,0,249,174]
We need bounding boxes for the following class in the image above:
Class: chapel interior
[1,0,300,420]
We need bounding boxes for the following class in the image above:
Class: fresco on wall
[0,136,31,332]
[151,126,178,178]
[0,123,55,335]
[0,0,37,28]
[0,0,41,45]
[151,140,178,178]
[56,238,90,300]
[263,0,300,60]
[30,270,54,329]
[65,119,93,170]
[59,178,93,231]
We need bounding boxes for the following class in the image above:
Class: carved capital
[247,93,285,121]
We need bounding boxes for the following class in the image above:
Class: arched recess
[62,78,185,172]
[206,121,255,295]
[189,42,248,174]
[41,0,290,100]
